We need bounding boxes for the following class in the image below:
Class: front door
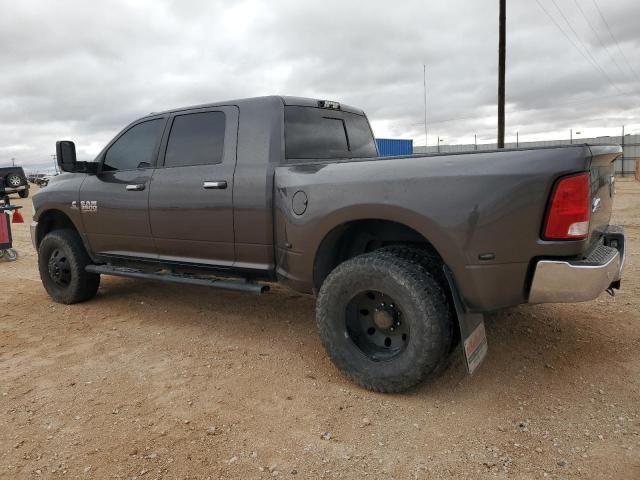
[80,117,167,258]
[148,106,238,266]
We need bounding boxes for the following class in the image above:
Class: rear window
[285,106,377,161]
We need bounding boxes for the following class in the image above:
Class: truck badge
[73,200,98,212]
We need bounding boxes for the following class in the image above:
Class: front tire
[38,229,100,304]
[316,249,453,393]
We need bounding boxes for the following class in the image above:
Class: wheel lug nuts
[390,327,395,332]
[395,321,401,326]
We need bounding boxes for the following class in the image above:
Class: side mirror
[56,140,77,172]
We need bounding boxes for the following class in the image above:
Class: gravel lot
[1,181,639,479]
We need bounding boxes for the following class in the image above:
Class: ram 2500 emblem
[72,200,98,212]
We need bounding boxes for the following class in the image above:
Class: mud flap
[444,267,488,375]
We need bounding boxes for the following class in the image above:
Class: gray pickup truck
[32,96,625,392]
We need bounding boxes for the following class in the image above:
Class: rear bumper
[528,225,625,304]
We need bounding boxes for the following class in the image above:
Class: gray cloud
[1,0,638,169]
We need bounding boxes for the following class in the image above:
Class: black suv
[0,167,30,199]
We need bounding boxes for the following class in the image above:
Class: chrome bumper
[529,227,624,304]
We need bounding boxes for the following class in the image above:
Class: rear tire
[19,189,29,198]
[38,229,100,304]
[316,249,453,393]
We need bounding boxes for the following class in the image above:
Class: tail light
[543,173,590,240]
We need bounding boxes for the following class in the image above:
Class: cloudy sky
[1,0,639,170]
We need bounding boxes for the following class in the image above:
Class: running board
[85,265,269,294]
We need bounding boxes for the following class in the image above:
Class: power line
[591,0,640,83]
[571,0,627,79]
[533,0,625,95]
[546,0,626,94]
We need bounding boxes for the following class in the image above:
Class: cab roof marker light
[318,100,341,110]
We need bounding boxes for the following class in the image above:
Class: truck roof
[147,95,366,118]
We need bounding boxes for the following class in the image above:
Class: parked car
[31,96,625,392]
[0,166,30,199]
[38,175,57,188]
[28,173,47,185]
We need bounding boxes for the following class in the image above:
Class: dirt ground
[1,181,639,480]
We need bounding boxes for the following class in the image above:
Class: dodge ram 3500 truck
[32,96,625,392]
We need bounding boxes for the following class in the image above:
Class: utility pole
[570,128,573,144]
[11,157,15,167]
[423,64,428,147]
[497,0,506,148]
[474,134,478,150]
[437,135,440,153]
[516,131,519,148]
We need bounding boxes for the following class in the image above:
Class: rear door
[148,106,238,266]
[80,117,167,258]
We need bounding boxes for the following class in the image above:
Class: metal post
[423,64,428,147]
[11,157,15,167]
[621,125,625,176]
[437,136,440,153]
[497,0,506,148]
[474,134,478,151]
[516,131,519,148]
[570,128,573,144]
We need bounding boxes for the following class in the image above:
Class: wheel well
[35,210,78,248]
[313,219,443,291]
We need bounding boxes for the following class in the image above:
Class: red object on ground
[12,209,24,224]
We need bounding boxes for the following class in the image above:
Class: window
[284,106,378,160]
[164,111,226,167]
[103,119,165,171]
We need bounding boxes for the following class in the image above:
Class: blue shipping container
[376,138,413,157]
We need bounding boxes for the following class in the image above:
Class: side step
[85,265,269,294]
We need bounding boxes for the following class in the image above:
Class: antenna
[423,64,428,147]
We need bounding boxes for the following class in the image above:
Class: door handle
[126,184,145,191]
[203,181,227,189]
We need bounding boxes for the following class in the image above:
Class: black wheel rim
[345,290,409,362]
[47,249,71,287]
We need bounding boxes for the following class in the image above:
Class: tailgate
[587,145,622,245]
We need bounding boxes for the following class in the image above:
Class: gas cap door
[292,191,308,216]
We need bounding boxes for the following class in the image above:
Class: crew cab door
[148,106,238,266]
[79,117,167,258]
